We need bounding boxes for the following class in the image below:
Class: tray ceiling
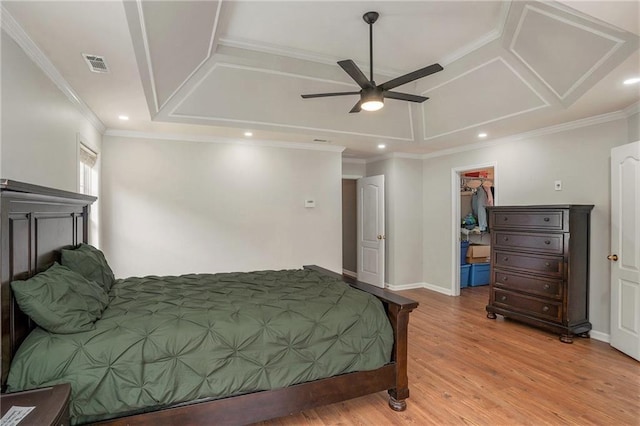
[2,0,639,158]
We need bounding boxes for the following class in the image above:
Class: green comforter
[7,269,393,424]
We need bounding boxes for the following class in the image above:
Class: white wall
[0,30,101,192]
[101,136,342,278]
[342,159,366,177]
[629,111,639,142]
[421,118,629,336]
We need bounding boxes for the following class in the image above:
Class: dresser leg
[578,331,590,338]
[486,312,497,319]
[559,334,574,344]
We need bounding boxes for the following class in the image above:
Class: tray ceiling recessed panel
[421,58,548,140]
[510,5,622,101]
[141,0,220,109]
[172,64,414,140]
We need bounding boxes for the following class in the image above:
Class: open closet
[459,167,494,290]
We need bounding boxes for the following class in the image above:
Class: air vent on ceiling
[82,53,109,73]
[313,138,330,143]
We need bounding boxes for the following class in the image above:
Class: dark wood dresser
[485,205,594,343]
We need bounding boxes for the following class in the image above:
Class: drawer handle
[544,240,551,245]
[502,276,508,282]
[543,284,550,290]
[503,257,509,262]
[503,217,508,221]
[501,296,507,302]
[544,217,550,222]
[504,237,509,242]
[542,306,550,313]
[545,262,550,267]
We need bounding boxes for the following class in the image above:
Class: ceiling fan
[301,11,443,113]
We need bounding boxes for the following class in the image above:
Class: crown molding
[1,5,106,134]
[422,109,628,160]
[624,101,640,117]
[104,129,346,153]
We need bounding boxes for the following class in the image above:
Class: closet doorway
[451,163,497,296]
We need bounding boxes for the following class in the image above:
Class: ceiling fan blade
[379,63,443,91]
[349,100,362,113]
[384,91,429,103]
[301,91,360,99]
[338,60,372,89]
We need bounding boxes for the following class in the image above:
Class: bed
[0,179,418,425]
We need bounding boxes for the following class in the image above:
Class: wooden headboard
[0,179,96,389]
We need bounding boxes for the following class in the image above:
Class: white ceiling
[2,1,639,159]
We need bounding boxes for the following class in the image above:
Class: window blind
[79,144,97,167]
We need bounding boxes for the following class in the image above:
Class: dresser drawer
[493,289,562,323]
[493,250,564,277]
[491,210,565,231]
[493,269,563,299]
[493,231,564,255]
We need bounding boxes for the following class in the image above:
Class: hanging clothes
[482,181,494,207]
[472,185,488,231]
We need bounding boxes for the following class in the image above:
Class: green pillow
[61,243,115,292]
[10,263,109,334]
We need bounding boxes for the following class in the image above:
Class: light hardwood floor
[258,285,640,425]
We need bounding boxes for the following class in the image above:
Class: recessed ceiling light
[244,131,253,137]
[478,132,488,138]
[623,77,640,85]
[378,144,386,149]
[118,115,129,121]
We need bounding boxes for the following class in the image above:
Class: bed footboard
[303,265,419,411]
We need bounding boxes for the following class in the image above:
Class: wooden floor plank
[256,286,639,425]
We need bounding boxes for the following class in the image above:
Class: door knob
[377,235,385,240]
[607,254,618,261]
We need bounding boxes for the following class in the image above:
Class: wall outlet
[554,180,562,191]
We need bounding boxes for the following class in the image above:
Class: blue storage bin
[469,262,490,286]
[460,264,470,288]
[460,241,470,265]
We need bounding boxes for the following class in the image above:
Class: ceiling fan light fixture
[361,100,384,111]
[361,88,384,111]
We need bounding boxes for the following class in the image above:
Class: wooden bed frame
[0,179,419,425]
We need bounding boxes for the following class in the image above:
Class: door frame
[451,161,498,296]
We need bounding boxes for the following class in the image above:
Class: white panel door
[610,141,640,361]
[357,175,385,287]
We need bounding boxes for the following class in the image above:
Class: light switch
[554,180,562,191]
[305,200,316,208]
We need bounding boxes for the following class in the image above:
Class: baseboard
[589,330,610,343]
[385,282,425,291]
[342,269,357,279]
[422,282,455,296]
[385,282,455,296]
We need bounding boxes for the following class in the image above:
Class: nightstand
[1,384,71,426]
